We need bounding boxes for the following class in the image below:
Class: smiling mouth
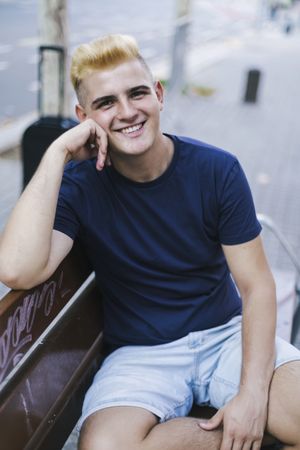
[118,121,145,135]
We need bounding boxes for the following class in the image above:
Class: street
[0,0,259,124]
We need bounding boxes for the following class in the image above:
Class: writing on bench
[0,270,71,384]
[0,245,102,450]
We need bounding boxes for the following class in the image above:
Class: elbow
[0,254,54,291]
[0,264,40,291]
[239,271,277,304]
[2,277,40,291]
[0,271,32,291]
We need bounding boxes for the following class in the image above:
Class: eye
[131,90,148,99]
[98,99,114,110]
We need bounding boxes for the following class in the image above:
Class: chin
[111,137,154,157]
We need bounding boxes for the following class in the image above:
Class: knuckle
[227,426,237,437]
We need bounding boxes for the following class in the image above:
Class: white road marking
[0,44,13,54]
[18,36,38,48]
[28,80,40,92]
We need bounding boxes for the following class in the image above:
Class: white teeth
[121,123,143,134]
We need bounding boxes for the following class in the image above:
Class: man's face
[76,59,164,158]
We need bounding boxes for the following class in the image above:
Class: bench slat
[0,244,92,385]
[0,247,104,450]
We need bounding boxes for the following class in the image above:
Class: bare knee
[78,407,157,450]
[79,427,119,450]
[79,420,138,450]
[267,361,300,447]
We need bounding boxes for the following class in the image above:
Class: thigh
[192,315,243,406]
[266,360,300,445]
[207,328,242,409]
[78,340,194,430]
[79,406,158,450]
[208,333,300,411]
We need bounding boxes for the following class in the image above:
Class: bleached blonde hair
[70,34,153,104]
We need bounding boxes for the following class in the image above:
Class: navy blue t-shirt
[54,135,261,350]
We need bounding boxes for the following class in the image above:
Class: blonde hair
[70,34,152,102]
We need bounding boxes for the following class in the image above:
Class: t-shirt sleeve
[53,176,81,241]
[217,159,261,245]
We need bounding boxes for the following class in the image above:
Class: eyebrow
[129,84,152,93]
[91,95,115,109]
[90,85,152,109]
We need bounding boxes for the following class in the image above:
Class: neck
[110,134,174,182]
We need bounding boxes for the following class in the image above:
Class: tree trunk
[38,0,68,117]
[168,0,192,95]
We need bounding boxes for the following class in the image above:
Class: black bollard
[285,22,293,34]
[244,69,261,103]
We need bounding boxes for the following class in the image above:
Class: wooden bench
[0,243,104,450]
[0,242,286,449]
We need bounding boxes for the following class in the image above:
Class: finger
[87,141,99,158]
[84,129,99,156]
[251,439,262,450]
[241,439,253,450]
[199,409,224,430]
[96,145,107,170]
[105,151,112,166]
[220,433,233,450]
[240,439,252,450]
[231,439,245,450]
[95,132,108,171]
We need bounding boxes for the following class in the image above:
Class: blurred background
[1,0,297,124]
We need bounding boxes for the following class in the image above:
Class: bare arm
[223,235,276,395]
[0,119,108,289]
[201,235,277,450]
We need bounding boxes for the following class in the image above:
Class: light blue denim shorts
[78,315,300,430]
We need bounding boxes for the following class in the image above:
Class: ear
[154,80,164,111]
[75,103,87,122]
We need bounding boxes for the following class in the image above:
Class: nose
[117,98,138,122]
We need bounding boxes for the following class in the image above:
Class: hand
[199,391,268,450]
[53,118,109,171]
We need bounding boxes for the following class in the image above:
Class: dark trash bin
[244,69,261,103]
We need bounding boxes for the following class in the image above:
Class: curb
[0,112,38,155]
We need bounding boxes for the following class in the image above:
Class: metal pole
[38,0,68,117]
[168,0,192,95]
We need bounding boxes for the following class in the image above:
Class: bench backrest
[0,244,104,450]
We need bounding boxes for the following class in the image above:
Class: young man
[0,34,300,450]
